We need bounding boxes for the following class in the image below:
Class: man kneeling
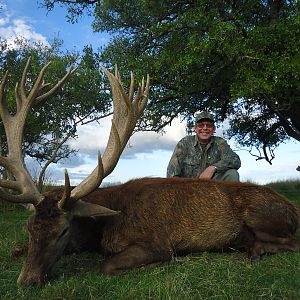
[167,112,240,181]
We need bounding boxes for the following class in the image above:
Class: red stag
[0,61,300,286]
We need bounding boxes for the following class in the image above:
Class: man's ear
[71,200,120,217]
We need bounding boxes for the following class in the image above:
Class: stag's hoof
[11,244,28,258]
[250,255,261,262]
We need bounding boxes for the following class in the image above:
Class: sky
[0,0,299,186]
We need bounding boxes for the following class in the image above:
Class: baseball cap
[195,111,215,123]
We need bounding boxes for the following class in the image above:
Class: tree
[0,38,113,189]
[41,0,300,163]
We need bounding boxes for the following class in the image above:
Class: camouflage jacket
[167,135,241,178]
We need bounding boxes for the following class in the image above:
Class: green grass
[0,180,300,300]
[266,179,300,204]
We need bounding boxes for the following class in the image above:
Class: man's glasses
[196,122,214,129]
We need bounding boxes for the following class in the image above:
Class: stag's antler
[0,58,76,205]
[0,59,149,208]
[59,66,150,208]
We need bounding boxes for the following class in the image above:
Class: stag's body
[38,177,300,276]
[88,178,244,255]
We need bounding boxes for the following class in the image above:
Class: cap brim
[196,118,214,122]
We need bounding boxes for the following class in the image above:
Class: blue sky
[0,0,104,50]
[1,0,299,185]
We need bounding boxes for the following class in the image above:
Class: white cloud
[0,7,49,48]
[0,16,9,26]
[68,117,187,158]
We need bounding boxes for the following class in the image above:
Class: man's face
[194,120,215,143]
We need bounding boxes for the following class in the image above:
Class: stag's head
[0,59,149,286]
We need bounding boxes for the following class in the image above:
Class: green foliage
[0,180,300,299]
[40,0,300,163]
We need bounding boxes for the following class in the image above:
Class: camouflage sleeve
[212,139,241,172]
[166,141,184,177]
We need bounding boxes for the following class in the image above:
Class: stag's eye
[58,227,70,239]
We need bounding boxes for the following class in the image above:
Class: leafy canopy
[41,0,300,163]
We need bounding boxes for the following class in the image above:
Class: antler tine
[20,57,32,101]
[0,188,40,204]
[114,64,119,78]
[15,82,22,112]
[35,67,77,106]
[0,71,9,115]
[58,169,71,209]
[68,150,105,201]
[133,74,150,118]
[128,71,135,102]
[16,56,76,108]
[27,61,52,103]
[0,70,8,94]
[0,59,75,206]
[69,66,150,201]
[140,75,150,114]
[18,57,52,108]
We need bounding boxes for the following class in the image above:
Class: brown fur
[18,177,300,285]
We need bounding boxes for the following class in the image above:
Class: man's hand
[199,166,217,179]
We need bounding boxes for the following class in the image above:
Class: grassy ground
[0,180,300,300]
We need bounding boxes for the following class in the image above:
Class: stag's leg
[100,243,172,275]
[249,237,300,258]
[248,229,300,261]
[244,200,300,260]
[254,231,300,251]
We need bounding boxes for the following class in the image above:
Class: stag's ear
[70,200,120,218]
